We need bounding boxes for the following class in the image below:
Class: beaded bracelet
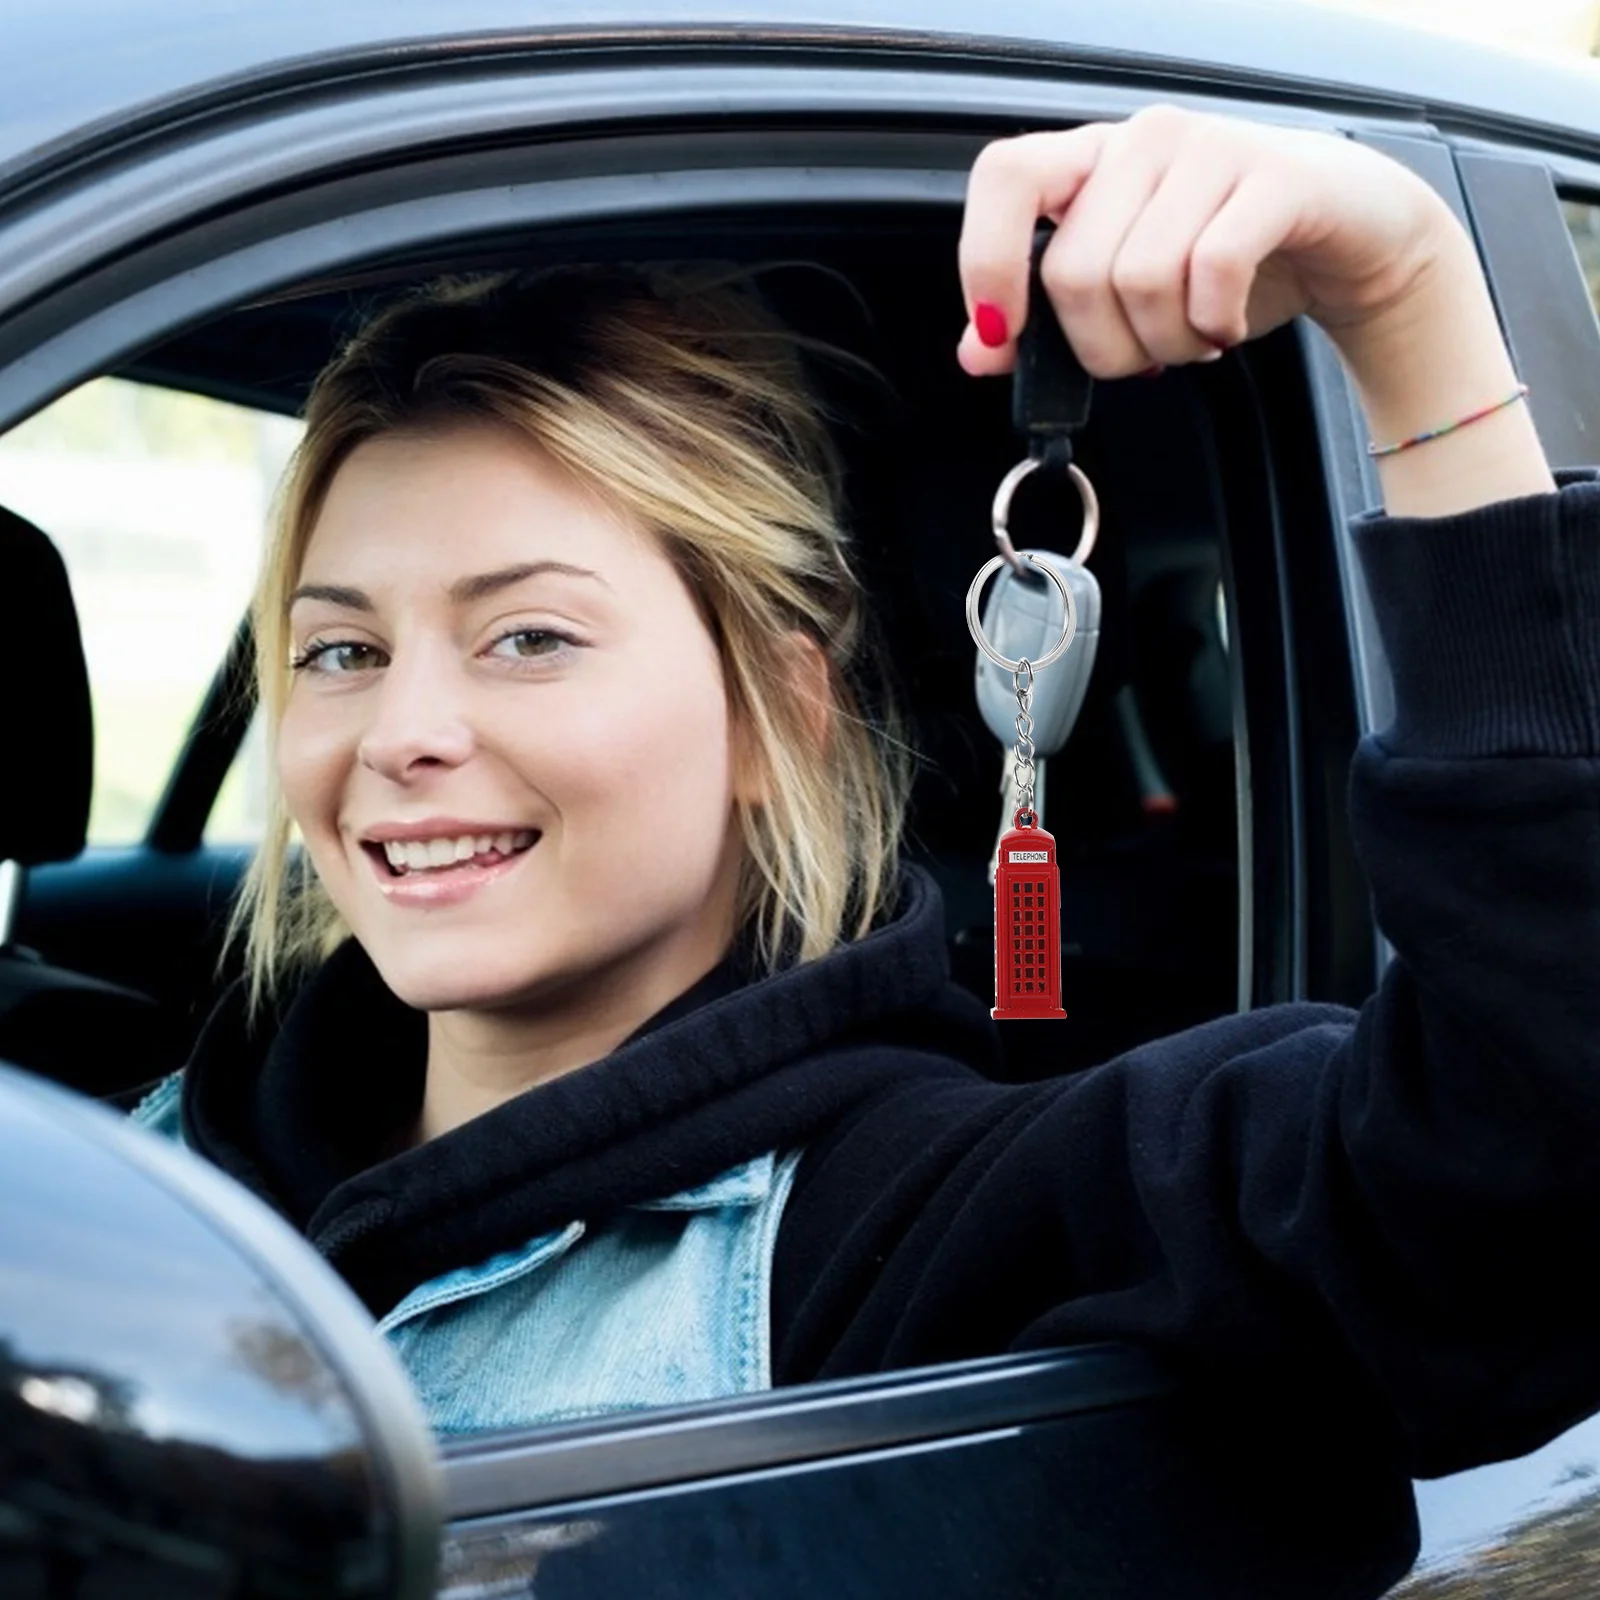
[1367,383,1530,458]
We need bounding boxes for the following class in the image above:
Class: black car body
[3,2,1600,1594]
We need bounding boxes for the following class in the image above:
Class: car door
[2,8,1598,1597]
[429,1344,1418,1600]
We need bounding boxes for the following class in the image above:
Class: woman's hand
[958,106,1555,517]
[957,105,1453,375]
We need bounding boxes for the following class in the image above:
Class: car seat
[0,504,170,1097]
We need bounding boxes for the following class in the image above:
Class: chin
[363,938,579,1015]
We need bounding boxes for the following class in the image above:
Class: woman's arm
[1331,223,1555,516]
[777,470,1600,1478]
[954,105,1556,517]
[809,108,1600,1478]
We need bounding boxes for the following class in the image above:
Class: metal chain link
[1012,658,1036,820]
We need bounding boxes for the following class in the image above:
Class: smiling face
[277,422,751,1017]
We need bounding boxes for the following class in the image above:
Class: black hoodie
[172,474,1600,1488]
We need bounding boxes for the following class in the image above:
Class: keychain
[963,221,1099,1022]
[972,532,1102,883]
[967,573,1075,1020]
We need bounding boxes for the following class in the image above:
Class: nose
[357,646,476,783]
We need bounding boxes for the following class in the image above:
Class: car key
[975,549,1101,878]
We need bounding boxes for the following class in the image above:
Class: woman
[133,106,1598,1491]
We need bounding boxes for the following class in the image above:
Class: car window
[208,712,270,844]
[1561,197,1600,321]
[0,379,299,845]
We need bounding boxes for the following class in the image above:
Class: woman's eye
[488,628,570,661]
[292,640,384,675]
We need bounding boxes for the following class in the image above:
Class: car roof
[3,0,1600,187]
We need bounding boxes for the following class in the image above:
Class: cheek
[559,651,736,849]
[276,697,355,850]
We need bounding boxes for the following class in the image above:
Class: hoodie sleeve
[1292,468,1600,1471]
[775,471,1600,1482]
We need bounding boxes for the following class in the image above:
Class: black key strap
[1011,221,1094,476]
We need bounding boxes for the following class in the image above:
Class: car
[3,1,1600,1594]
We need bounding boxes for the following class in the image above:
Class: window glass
[208,712,271,844]
[0,379,300,843]
[1561,197,1600,322]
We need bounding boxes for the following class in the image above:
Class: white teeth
[376,831,539,874]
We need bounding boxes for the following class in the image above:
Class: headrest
[0,506,92,864]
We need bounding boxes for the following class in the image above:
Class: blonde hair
[236,264,916,1010]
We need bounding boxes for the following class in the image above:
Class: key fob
[974,551,1101,757]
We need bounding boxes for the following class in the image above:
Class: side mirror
[0,1063,441,1599]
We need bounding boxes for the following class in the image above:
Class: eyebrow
[450,560,611,604]
[288,561,610,611]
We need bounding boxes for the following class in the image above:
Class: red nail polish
[974,302,1009,348]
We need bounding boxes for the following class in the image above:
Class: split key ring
[992,456,1100,576]
[965,551,1078,674]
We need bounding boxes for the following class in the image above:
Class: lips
[355,823,543,908]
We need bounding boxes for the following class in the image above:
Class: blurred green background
[0,381,299,844]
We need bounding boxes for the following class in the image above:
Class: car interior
[0,206,1289,1100]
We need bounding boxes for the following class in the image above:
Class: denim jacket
[130,1072,802,1434]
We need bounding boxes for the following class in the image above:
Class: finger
[1110,149,1243,366]
[1186,168,1302,349]
[957,125,1111,375]
[1034,143,1169,378]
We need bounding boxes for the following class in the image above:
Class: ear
[732,629,833,806]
